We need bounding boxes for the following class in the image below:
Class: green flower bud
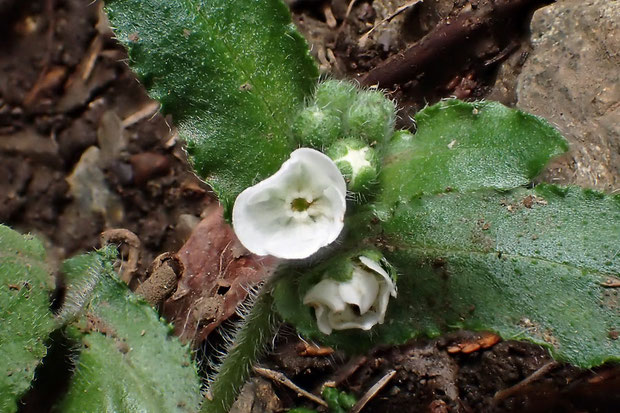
[346,89,396,144]
[315,79,359,116]
[292,105,343,149]
[327,139,378,194]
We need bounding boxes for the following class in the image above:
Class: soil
[1,0,617,412]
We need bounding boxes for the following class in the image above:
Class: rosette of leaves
[102,0,619,412]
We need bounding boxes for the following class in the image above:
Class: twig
[100,228,141,284]
[600,276,620,288]
[253,366,328,407]
[332,355,368,386]
[360,0,545,87]
[23,0,56,106]
[359,0,423,46]
[345,0,359,20]
[493,361,560,402]
[350,369,397,413]
[322,2,337,29]
[122,101,161,128]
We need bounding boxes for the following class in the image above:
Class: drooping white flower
[232,148,347,260]
[303,256,397,334]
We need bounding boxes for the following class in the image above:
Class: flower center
[290,197,311,212]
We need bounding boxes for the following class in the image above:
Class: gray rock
[516,0,619,191]
[66,146,124,224]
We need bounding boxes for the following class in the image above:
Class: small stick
[100,229,141,284]
[601,278,620,288]
[345,0,359,20]
[350,369,397,413]
[253,366,328,407]
[360,0,544,88]
[332,355,368,386]
[122,101,160,128]
[493,361,560,402]
[359,0,423,46]
[322,2,337,29]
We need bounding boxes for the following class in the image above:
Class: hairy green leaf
[275,186,620,367]
[378,100,568,209]
[0,225,55,413]
[57,248,201,413]
[106,0,318,214]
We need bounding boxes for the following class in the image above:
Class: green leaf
[274,186,620,367]
[0,225,56,413]
[378,100,568,209]
[56,248,201,413]
[105,0,319,214]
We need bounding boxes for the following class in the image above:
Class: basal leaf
[0,225,56,413]
[274,186,620,367]
[56,248,201,413]
[106,0,319,214]
[378,100,568,209]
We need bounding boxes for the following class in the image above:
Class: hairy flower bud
[315,79,358,115]
[292,105,343,149]
[346,90,396,144]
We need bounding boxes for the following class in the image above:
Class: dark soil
[1,1,617,412]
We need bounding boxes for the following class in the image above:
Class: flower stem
[200,281,280,413]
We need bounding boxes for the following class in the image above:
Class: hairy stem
[200,280,280,413]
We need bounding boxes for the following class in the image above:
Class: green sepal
[0,226,56,413]
[56,247,202,413]
[322,387,354,413]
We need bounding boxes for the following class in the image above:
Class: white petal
[232,148,346,259]
[359,256,397,297]
[329,308,382,331]
[338,270,379,314]
[313,306,333,335]
[303,279,346,312]
[290,148,347,199]
[303,279,346,335]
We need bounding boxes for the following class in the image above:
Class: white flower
[303,256,397,334]
[232,148,347,260]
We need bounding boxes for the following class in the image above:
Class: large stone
[516,0,619,191]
